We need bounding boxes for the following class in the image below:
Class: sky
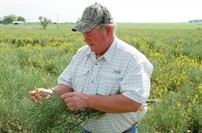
[0,0,202,23]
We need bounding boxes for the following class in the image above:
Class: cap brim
[72,21,97,33]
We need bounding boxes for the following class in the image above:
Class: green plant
[26,96,104,133]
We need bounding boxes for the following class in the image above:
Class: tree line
[189,19,202,23]
[0,15,25,24]
[0,15,52,30]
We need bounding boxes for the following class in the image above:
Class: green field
[1,22,202,30]
[0,23,202,132]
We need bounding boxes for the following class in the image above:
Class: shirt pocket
[97,72,123,96]
[72,68,90,93]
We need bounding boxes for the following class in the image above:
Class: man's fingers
[29,90,37,102]
[35,93,42,98]
[61,92,74,99]
[29,89,51,103]
[64,97,73,103]
[61,92,88,110]
[30,97,37,102]
[29,90,36,97]
[66,103,77,111]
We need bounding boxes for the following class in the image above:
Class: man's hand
[29,88,53,102]
[61,92,88,111]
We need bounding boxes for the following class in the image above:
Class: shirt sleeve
[57,56,76,88]
[121,61,153,104]
[57,46,90,89]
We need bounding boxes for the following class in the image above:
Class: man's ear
[105,25,113,35]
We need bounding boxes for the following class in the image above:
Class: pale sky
[0,0,202,23]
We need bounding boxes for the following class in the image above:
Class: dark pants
[81,124,138,133]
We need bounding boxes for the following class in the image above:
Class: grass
[1,22,202,31]
[0,23,201,132]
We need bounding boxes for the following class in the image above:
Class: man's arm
[61,92,141,113]
[52,84,73,95]
[87,94,141,113]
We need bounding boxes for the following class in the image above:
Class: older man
[29,3,153,133]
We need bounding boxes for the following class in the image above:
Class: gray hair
[96,23,117,33]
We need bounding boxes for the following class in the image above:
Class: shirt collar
[85,37,118,63]
[102,37,118,63]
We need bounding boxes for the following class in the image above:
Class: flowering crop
[0,23,201,132]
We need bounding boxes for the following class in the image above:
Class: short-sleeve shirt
[58,37,153,133]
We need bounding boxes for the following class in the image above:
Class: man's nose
[83,34,91,42]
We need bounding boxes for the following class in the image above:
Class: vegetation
[1,15,26,24]
[16,16,26,22]
[38,16,51,30]
[0,23,201,132]
[189,19,202,24]
[27,96,104,133]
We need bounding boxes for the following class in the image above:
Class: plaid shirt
[58,37,153,133]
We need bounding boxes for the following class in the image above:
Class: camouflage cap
[72,3,113,33]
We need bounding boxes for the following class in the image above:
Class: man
[29,3,153,133]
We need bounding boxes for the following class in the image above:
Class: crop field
[0,23,202,132]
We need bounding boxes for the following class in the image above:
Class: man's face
[83,26,111,57]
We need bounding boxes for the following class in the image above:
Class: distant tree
[189,19,202,23]
[38,16,51,30]
[17,16,26,22]
[0,17,2,24]
[2,15,17,24]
